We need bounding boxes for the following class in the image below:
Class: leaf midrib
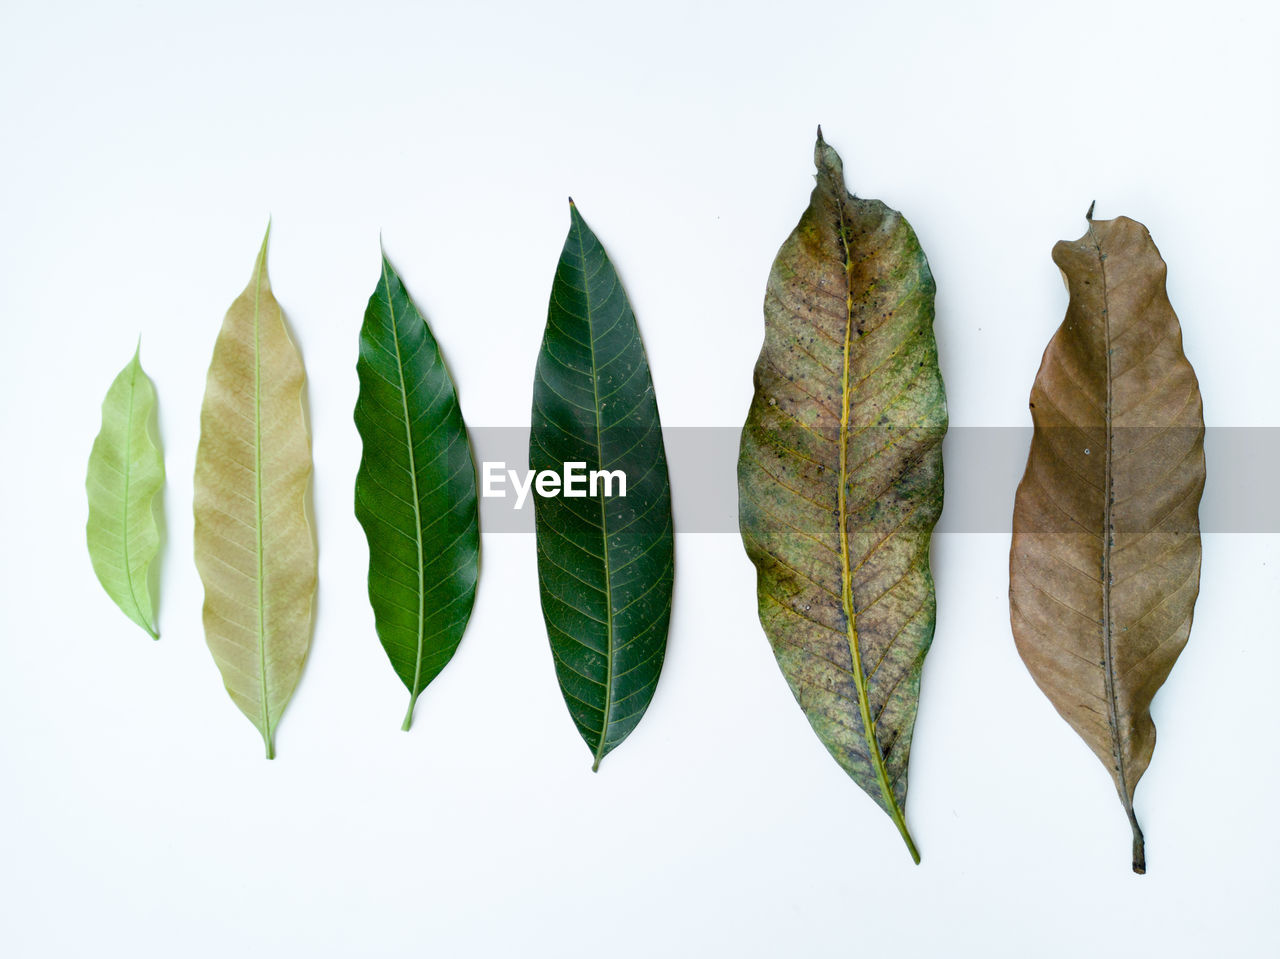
[252,253,271,759]
[118,355,155,637]
[380,259,428,731]
[571,218,616,773]
[832,193,920,864]
[1085,219,1144,871]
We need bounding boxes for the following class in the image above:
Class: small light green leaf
[194,226,317,759]
[530,201,675,771]
[354,252,480,731]
[738,131,947,862]
[85,342,164,639]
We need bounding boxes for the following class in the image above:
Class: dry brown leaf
[1010,210,1205,873]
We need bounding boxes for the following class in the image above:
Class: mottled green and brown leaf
[738,131,947,862]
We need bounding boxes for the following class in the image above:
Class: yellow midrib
[832,197,919,863]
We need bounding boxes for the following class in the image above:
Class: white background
[1,1,1276,955]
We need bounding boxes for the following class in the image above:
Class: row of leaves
[85,131,1204,872]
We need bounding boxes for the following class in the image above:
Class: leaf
[193,226,317,759]
[530,200,674,771]
[737,130,947,863]
[354,253,480,731]
[85,341,164,639]
[1009,209,1205,873]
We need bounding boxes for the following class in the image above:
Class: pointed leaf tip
[813,130,847,193]
[1086,200,1096,221]
[254,221,272,278]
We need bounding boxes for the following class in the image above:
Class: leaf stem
[1129,807,1146,874]
[402,692,419,732]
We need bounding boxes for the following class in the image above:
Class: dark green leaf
[355,253,480,730]
[530,201,674,771]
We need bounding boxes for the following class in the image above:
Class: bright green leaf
[354,253,480,730]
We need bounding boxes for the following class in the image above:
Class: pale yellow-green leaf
[85,342,164,638]
[193,227,316,759]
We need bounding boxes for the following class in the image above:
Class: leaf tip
[254,220,272,279]
[1086,200,1096,221]
[813,130,845,191]
[568,195,575,207]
